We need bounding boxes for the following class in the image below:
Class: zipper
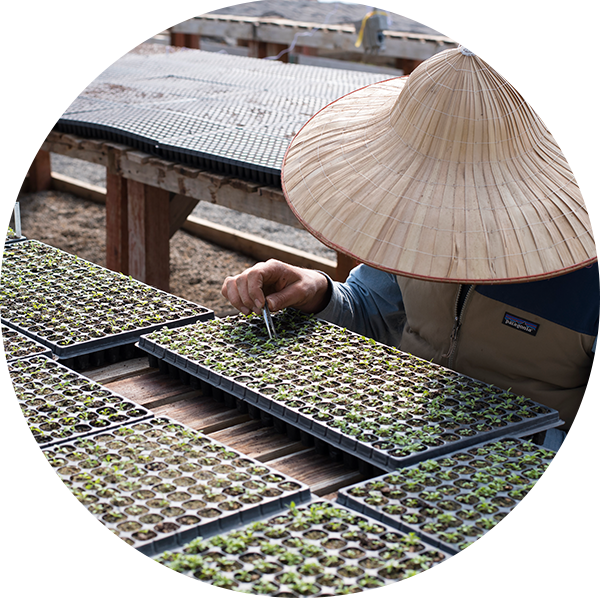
[442,284,474,370]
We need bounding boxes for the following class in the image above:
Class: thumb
[266,282,304,312]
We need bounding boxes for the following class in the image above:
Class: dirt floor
[16,189,258,317]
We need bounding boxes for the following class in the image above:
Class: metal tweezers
[262,304,276,339]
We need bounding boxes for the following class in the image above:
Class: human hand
[221,259,331,316]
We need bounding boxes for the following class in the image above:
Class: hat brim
[281,52,596,284]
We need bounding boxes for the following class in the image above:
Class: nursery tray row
[44,415,310,555]
[153,498,447,595]
[139,310,562,472]
[337,437,555,555]
[0,221,25,246]
[10,355,152,447]
[2,323,52,362]
[0,240,213,361]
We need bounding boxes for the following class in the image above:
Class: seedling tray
[0,240,213,360]
[153,499,447,595]
[139,309,562,472]
[10,355,152,447]
[338,439,600,598]
[44,416,310,554]
[2,323,52,362]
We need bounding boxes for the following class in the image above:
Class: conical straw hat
[282,47,596,283]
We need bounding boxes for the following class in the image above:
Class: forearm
[315,264,406,347]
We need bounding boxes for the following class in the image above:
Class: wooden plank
[210,420,307,462]
[28,150,52,192]
[51,172,106,204]
[0,173,29,197]
[183,215,337,279]
[127,180,171,291]
[170,194,200,237]
[104,371,192,407]
[106,170,129,274]
[81,357,154,385]
[154,397,251,433]
[265,449,364,496]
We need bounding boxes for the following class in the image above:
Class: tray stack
[139,310,562,472]
[1,240,213,368]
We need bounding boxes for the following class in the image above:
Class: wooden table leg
[335,251,359,282]
[27,150,52,192]
[106,170,129,275]
[127,179,171,291]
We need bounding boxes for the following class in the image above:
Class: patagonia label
[502,312,539,336]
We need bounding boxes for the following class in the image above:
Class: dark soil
[16,189,258,317]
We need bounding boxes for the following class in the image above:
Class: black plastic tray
[9,354,152,448]
[2,322,52,362]
[152,497,448,594]
[138,312,563,472]
[43,415,310,555]
[0,240,214,360]
[337,437,556,555]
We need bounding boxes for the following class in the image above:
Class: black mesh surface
[56,44,390,186]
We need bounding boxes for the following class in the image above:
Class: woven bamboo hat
[282,47,596,283]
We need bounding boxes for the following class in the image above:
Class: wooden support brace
[127,180,171,292]
[27,150,52,192]
[169,194,200,238]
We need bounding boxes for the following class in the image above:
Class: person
[511,0,600,106]
[222,47,599,451]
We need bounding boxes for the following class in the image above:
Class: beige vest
[397,276,595,429]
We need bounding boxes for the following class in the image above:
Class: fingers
[221,260,298,315]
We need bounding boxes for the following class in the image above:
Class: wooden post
[28,150,52,192]
[13,142,29,173]
[105,169,129,275]
[266,43,289,62]
[335,252,359,282]
[170,31,200,49]
[247,39,268,59]
[395,57,422,74]
[127,180,171,291]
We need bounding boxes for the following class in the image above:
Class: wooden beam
[183,215,337,279]
[27,150,52,192]
[169,194,200,238]
[127,180,171,291]
[106,169,129,275]
[51,172,106,203]
[0,173,29,198]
